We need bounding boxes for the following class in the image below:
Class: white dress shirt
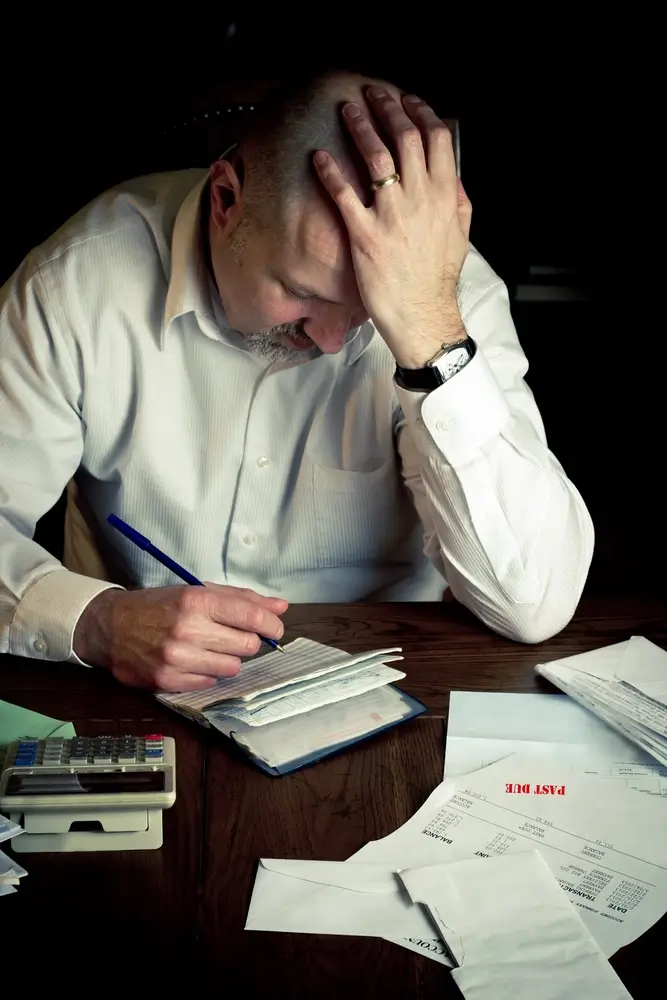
[0,169,594,664]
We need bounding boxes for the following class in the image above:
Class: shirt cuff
[395,348,510,466]
[9,568,123,665]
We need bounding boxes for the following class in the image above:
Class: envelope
[543,639,630,681]
[545,636,667,702]
[615,635,667,706]
[245,859,438,940]
[400,853,632,1000]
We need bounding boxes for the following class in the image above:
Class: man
[0,71,594,692]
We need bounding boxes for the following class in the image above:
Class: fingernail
[403,94,421,104]
[368,86,387,99]
[344,103,362,118]
[314,150,328,165]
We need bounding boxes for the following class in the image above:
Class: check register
[0,734,176,852]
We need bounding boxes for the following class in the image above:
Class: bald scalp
[237,71,401,234]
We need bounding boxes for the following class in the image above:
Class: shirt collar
[162,171,219,347]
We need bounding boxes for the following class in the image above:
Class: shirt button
[256,456,269,468]
[436,418,455,432]
[33,635,48,654]
[242,533,256,546]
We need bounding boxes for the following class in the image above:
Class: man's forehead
[276,196,356,297]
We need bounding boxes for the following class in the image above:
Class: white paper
[536,636,667,768]
[543,639,630,681]
[538,661,667,766]
[211,663,406,727]
[0,849,27,884]
[445,691,667,798]
[401,853,631,999]
[354,753,667,958]
[0,814,22,844]
[616,635,667,705]
[157,638,402,712]
[245,784,457,965]
[213,657,396,713]
[246,859,439,941]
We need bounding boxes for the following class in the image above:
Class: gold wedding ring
[370,172,400,191]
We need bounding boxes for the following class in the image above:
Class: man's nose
[303,316,350,354]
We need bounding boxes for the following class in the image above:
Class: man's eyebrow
[277,273,342,306]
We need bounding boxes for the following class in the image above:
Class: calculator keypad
[10,734,164,767]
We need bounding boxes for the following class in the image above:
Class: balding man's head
[238,71,404,230]
[207,70,405,364]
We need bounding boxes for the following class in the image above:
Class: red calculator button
[144,733,163,741]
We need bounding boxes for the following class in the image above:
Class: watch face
[437,346,470,379]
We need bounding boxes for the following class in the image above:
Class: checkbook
[157,638,426,775]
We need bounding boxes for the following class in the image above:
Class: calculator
[0,734,176,853]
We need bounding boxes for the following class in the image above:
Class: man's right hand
[73,584,288,692]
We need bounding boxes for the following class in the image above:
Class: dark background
[1,16,655,597]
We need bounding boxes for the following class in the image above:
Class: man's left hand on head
[313,87,472,369]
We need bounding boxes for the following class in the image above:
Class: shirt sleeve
[0,258,119,663]
[395,271,594,644]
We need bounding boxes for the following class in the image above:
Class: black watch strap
[394,337,476,392]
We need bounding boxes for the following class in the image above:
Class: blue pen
[107,513,285,653]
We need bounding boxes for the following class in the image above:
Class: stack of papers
[158,638,425,773]
[444,690,667,797]
[246,751,667,985]
[536,636,667,766]
[1,814,26,896]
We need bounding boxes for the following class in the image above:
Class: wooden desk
[1,598,664,996]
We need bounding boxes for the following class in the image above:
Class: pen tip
[277,643,286,653]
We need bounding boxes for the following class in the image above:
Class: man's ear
[210,157,245,234]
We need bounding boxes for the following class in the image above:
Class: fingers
[399,94,456,187]
[160,642,243,678]
[239,589,289,613]
[198,585,287,641]
[170,615,262,656]
[204,583,288,614]
[342,96,399,186]
[364,86,425,187]
[313,150,370,237]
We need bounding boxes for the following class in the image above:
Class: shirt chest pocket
[312,457,411,568]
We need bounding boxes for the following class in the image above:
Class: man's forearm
[396,345,594,643]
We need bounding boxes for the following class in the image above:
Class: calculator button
[144,733,163,741]
[69,756,90,765]
[144,749,164,759]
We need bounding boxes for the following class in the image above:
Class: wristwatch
[394,337,477,392]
